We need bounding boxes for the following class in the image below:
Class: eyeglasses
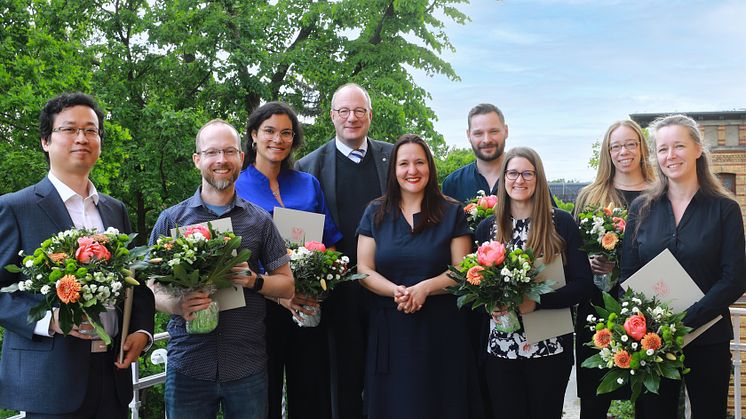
[505,170,536,181]
[198,147,241,158]
[333,107,368,119]
[609,142,639,153]
[52,127,100,139]
[260,127,294,142]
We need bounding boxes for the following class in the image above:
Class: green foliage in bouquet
[447,241,550,314]
[134,223,251,291]
[287,241,367,300]
[581,289,692,402]
[2,228,145,344]
[463,190,497,231]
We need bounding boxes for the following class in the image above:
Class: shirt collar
[186,186,249,212]
[47,171,99,205]
[335,137,369,156]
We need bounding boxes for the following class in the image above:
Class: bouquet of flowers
[287,240,366,327]
[577,204,627,292]
[581,289,691,401]
[2,227,143,344]
[463,190,498,231]
[134,223,251,334]
[447,241,550,332]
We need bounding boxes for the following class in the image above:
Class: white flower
[616,378,624,384]
[586,314,596,323]
[105,227,120,235]
[476,190,485,196]
[640,360,646,366]
[341,256,349,263]
[630,370,635,375]
[25,260,34,268]
[632,307,640,313]
[36,274,42,280]
[670,324,676,333]
[17,250,24,256]
[620,308,629,314]
[327,274,333,280]
[631,342,638,350]
[40,285,50,295]
[646,349,654,356]
[18,281,25,291]
[632,298,642,305]
[25,280,32,289]
[622,301,628,306]
[621,335,628,342]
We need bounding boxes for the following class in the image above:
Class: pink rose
[184,225,211,240]
[304,241,326,252]
[623,314,647,341]
[613,217,626,233]
[476,241,506,267]
[75,239,111,264]
[478,195,498,209]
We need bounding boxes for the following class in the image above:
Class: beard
[471,141,504,162]
[202,164,239,191]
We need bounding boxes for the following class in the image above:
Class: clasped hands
[393,283,429,314]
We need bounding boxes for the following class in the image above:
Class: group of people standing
[0,83,744,419]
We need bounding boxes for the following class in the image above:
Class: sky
[411,0,746,181]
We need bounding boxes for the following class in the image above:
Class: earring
[251,142,257,151]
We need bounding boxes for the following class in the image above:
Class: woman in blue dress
[474,146,593,419]
[235,102,342,419]
[357,134,479,419]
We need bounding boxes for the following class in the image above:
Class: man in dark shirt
[149,119,294,418]
[442,103,509,203]
[295,83,393,419]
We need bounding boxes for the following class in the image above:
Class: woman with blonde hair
[573,120,655,419]
[622,114,745,419]
[475,147,593,419]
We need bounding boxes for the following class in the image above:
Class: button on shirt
[149,188,290,381]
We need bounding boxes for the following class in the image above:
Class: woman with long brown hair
[475,147,593,419]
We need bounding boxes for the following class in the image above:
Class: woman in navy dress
[235,102,342,419]
[474,147,593,419]
[573,120,655,419]
[621,115,746,419]
[357,134,478,419]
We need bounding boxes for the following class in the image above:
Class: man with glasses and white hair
[295,83,393,419]
[148,118,293,418]
[0,92,156,417]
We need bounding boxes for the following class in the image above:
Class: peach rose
[613,350,631,369]
[466,266,485,285]
[48,252,68,263]
[641,332,662,351]
[593,328,612,349]
[601,232,619,251]
[476,241,506,267]
[184,225,211,240]
[464,203,477,213]
[477,195,498,209]
[623,314,647,341]
[57,274,81,304]
[304,241,327,252]
[75,239,111,264]
[612,217,626,233]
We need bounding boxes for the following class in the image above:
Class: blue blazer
[294,138,393,225]
[0,177,155,414]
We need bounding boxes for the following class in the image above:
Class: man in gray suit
[295,83,393,419]
[0,93,155,418]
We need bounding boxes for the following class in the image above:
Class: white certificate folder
[621,248,720,346]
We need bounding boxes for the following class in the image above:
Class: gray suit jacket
[0,177,155,414]
[295,138,393,224]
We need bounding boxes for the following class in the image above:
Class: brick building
[630,110,746,229]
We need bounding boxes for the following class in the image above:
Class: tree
[435,146,475,185]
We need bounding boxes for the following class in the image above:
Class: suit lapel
[370,140,391,193]
[34,178,74,232]
[97,195,121,230]
[321,140,339,224]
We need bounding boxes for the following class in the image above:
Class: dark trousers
[484,349,573,419]
[265,301,332,419]
[26,352,128,419]
[635,342,732,419]
[326,282,367,419]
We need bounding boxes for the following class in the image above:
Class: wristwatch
[252,273,264,292]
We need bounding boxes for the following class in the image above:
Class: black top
[442,161,497,203]
[621,190,746,346]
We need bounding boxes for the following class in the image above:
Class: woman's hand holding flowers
[589,254,615,276]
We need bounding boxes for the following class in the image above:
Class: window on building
[717,172,736,194]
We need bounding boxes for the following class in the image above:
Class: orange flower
[641,332,662,351]
[464,203,477,213]
[48,252,68,263]
[603,206,613,216]
[593,328,612,348]
[613,350,631,369]
[56,275,81,304]
[601,232,619,251]
[466,266,485,285]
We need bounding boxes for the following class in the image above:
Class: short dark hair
[244,102,303,170]
[467,103,505,129]
[39,92,105,145]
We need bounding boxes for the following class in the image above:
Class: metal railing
[129,331,170,419]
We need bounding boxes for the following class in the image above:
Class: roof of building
[630,110,746,127]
